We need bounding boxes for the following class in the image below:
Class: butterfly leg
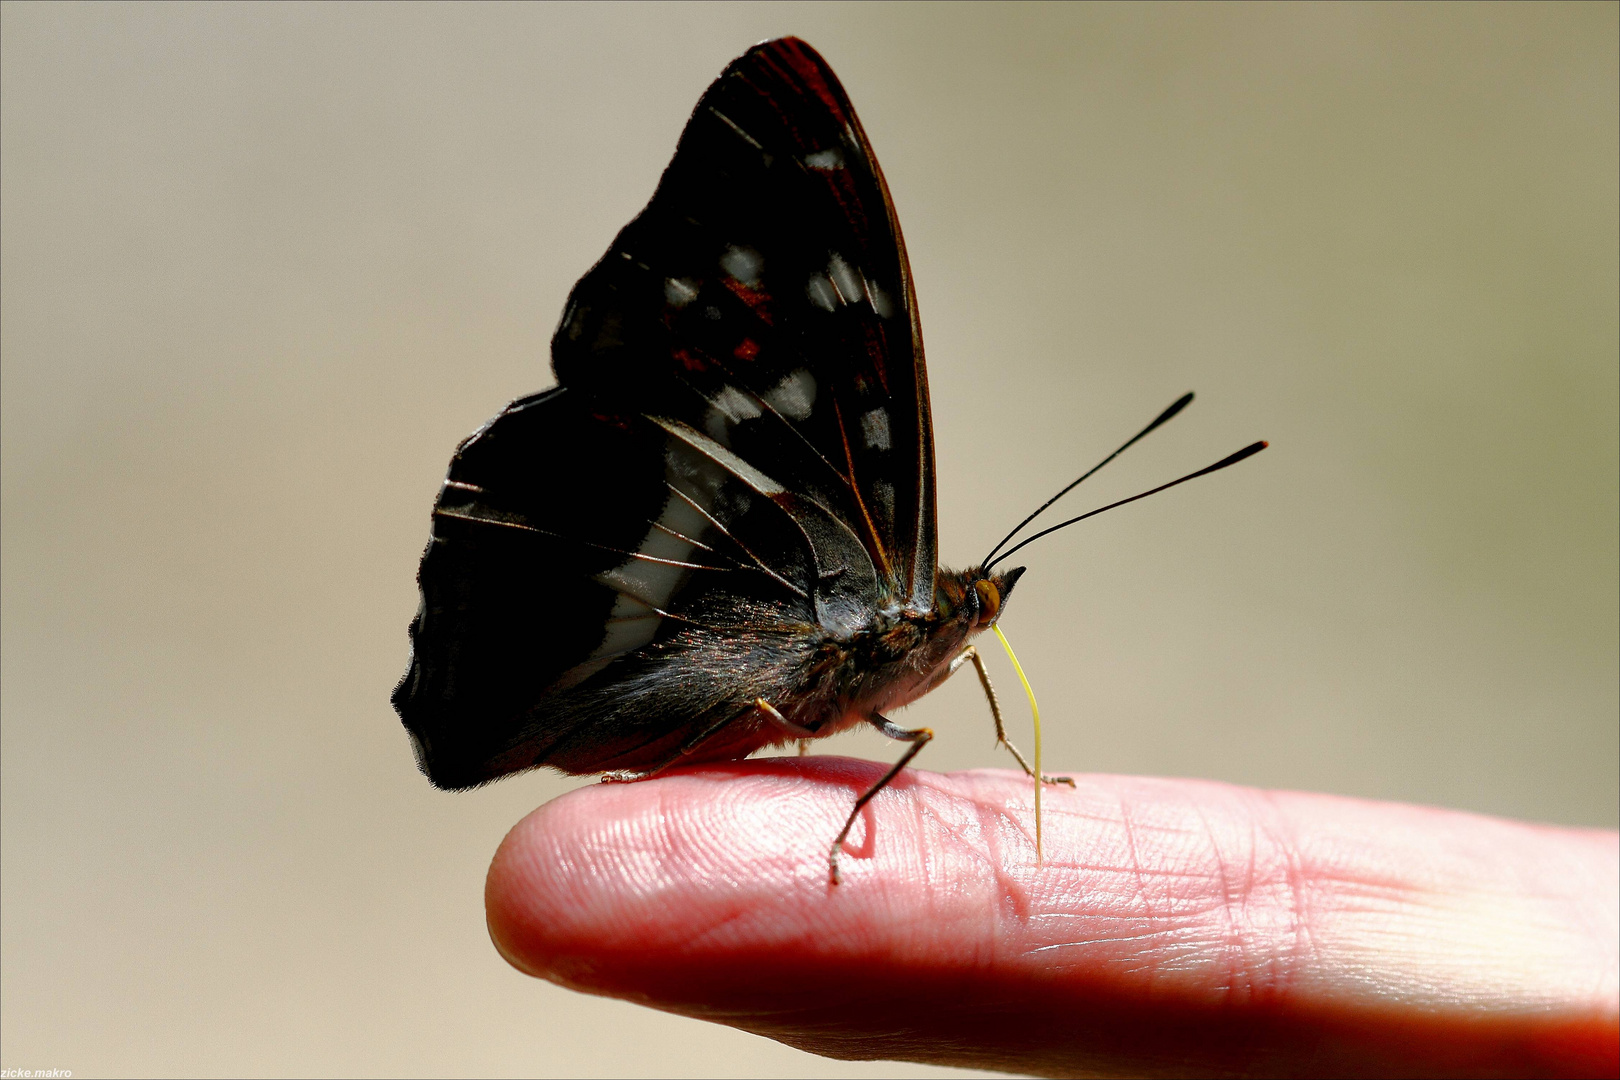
[827,714,932,885]
[750,698,816,755]
[753,697,819,738]
[957,646,1075,788]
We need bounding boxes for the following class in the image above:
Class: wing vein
[663,483,810,601]
[680,368,854,497]
[707,106,765,151]
[433,507,726,572]
[828,395,893,579]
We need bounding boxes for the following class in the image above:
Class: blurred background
[3,4,1614,1077]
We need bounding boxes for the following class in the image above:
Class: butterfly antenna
[986,441,1268,571]
[981,392,1195,568]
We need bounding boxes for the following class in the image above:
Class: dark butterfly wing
[395,38,937,788]
[553,37,939,607]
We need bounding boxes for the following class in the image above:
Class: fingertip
[480,759,960,995]
[485,790,634,987]
[484,802,553,980]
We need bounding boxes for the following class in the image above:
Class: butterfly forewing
[396,38,939,788]
[555,39,936,604]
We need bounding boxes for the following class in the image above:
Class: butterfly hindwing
[395,39,938,788]
[398,388,828,787]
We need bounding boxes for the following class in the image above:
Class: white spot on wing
[656,483,712,543]
[719,245,763,287]
[765,369,816,421]
[704,384,763,444]
[664,278,699,308]
[828,254,863,305]
[807,274,837,311]
[805,148,844,169]
[587,473,717,661]
[597,552,686,613]
[665,436,729,498]
[594,593,661,659]
[860,408,891,451]
[654,416,786,496]
[873,480,896,523]
[865,279,895,319]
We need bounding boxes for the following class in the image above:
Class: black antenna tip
[1148,392,1196,431]
[1209,440,1268,471]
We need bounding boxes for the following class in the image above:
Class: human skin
[485,759,1619,1078]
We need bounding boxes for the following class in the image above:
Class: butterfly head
[974,564,1025,628]
[936,564,1025,632]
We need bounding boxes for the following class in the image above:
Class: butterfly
[393,37,1264,883]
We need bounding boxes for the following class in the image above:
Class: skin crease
[485,761,1618,1079]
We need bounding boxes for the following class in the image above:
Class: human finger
[486,759,1618,1078]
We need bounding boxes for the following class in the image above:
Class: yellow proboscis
[991,622,1045,865]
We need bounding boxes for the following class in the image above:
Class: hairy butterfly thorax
[394,37,1265,884]
[804,565,1024,723]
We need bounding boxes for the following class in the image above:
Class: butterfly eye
[974,579,1001,625]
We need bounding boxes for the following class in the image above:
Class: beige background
[3,4,1615,1077]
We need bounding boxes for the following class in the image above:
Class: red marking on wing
[722,278,774,324]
